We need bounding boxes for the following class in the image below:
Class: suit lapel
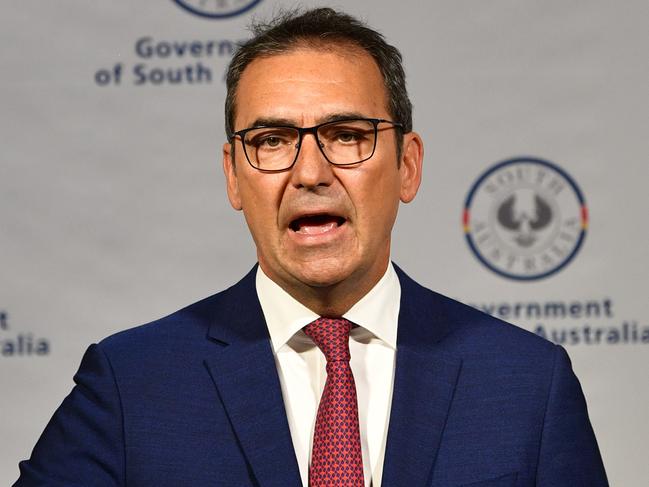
[203,268,302,487]
[381,267,462,486]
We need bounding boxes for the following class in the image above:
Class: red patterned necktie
[303,317,364,487]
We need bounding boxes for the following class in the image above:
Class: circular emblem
[173,0,262,19]
[463,157,588,281]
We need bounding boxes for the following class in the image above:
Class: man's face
[223,46,422,308]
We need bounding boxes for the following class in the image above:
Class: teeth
[297,221,338,235]
[290,215,345,235]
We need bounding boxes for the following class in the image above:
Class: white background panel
[1,1,647,484]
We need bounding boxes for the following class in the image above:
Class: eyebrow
[247,112,369,129]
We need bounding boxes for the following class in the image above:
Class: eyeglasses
[229,118,403,172]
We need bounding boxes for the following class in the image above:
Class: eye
[335,131,360,143]
[320,120,374,145]
[246,128,296,150]
[260,136,282,148]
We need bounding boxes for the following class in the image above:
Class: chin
[289,259,353,289]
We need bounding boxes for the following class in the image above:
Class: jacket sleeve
[14,343,125,486]
[536,345,608,486]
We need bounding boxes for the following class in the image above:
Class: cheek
[349,168,401,234]
[238,172,286,214]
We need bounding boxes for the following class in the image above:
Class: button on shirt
[256,264,400,487]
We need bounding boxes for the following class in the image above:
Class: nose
[289,132,335,189]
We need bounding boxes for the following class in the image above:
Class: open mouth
[289,214,346,235]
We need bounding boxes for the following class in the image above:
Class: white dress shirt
[256,263,400,487]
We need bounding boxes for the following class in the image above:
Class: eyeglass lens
[242,119,376,171]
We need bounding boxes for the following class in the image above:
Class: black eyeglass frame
[229,117,404,173]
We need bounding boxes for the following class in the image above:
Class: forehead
[234,45,389,128]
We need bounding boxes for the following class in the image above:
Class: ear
[222,141,243,210]
[398,131,424,203]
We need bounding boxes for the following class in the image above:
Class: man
[16,8,607,487]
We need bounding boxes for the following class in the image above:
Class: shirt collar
[256,263,400,353]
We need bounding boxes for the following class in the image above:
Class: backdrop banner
[2,1,647,484]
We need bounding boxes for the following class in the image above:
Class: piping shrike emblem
[463,157,588,281]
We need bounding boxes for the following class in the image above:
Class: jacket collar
[204,266,303,487]
[381,265,462,486]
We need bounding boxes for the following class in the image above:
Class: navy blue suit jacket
[16,266,607,486]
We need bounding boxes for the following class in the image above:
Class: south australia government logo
[463,157,588,281]
[173,0,262,19]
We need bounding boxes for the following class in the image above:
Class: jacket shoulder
[97,267,258,362]
[395,264,556,358]
[99,292,219,352]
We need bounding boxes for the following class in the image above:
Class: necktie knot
[303,317,352,363]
